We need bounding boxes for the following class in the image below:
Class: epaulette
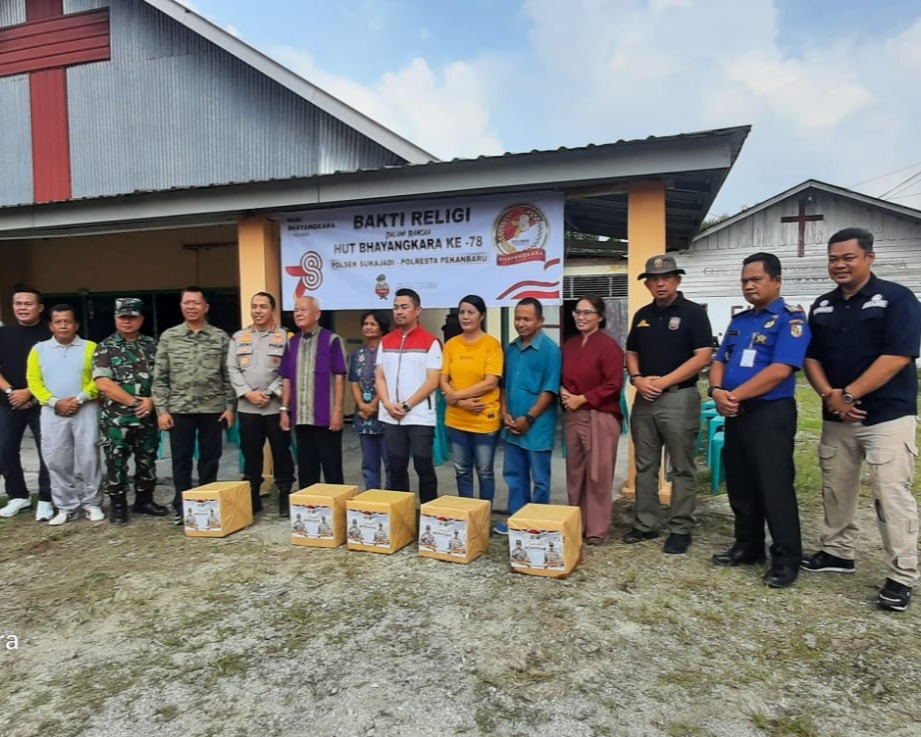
[784,304,806,314]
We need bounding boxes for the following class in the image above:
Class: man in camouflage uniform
[153,287,235,524]
[93,298,169,524]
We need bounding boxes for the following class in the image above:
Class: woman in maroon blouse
[560,295,625,545]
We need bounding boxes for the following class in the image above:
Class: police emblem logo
[754,334,768,345]
[240,356,250,366]
[668,316,681,331]
[654,257,664,268]
[763,319,775,329]
[494,204,550,266]
[790,323,803,338]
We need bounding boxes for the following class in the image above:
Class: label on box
[291,503,334,540]
[509,528,564,570]
[419,513,467,558]
[183,499,222,532]
[347,509,391,548]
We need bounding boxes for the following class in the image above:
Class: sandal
[586,537,605,546]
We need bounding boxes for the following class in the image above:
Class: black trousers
[724,398,802,567]
[294,425,343,488]
[0,403,51,501]
[238,413,295,493]
[169,413,224,510]
[383,423,437,503]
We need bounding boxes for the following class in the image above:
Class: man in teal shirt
[496,298,560,535]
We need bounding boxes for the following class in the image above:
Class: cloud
[512,0,921,212]
[270,47,505,161]
[245,0,920,211]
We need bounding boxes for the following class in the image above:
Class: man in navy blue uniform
[709,252,810,589]
[801,227,920,613]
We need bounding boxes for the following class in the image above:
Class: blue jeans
[359,433,391,490]
[447,427,498,501]
[502,441,552,515]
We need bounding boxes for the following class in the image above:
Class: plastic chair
[701,399,716,412]
[225,416,240,447]
[710,429,725,492]
[620,391,629,435]
[698,407,719,454]
[434,391,450,466]
[707,416,726,468]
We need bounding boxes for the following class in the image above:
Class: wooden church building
[678,179,921,337]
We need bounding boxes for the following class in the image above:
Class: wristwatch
[3,387,12,397]
[842,390,856,405]
[525,413,536,425]
[707,386,724,398]
[401,402,411,413]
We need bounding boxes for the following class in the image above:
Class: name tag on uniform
[740,349,757,368]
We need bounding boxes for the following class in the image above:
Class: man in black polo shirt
[802,227,921,612]
[623,254,712,554]
[0,286,53,520]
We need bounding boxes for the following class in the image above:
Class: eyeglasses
[572,309,599,317]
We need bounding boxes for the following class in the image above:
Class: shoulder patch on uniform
[637,319,650,328]
[784,304,806,314]
[790,323,804,338]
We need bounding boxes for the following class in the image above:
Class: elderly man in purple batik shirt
[279,296,347,494]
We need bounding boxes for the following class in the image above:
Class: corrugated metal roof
[0,124,750,251]
[142,0,435,166]
[0,1,26,28]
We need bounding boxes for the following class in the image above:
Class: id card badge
[740,349,757,368]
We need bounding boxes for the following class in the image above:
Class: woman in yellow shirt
[440,295,503,501]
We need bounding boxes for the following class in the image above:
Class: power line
[850,160,921,189]
[880,169,921,199]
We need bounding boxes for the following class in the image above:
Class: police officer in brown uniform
[228,292,295,515]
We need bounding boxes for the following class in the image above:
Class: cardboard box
[346,490,417,554]
[182,481,253,538]
[290,483,359,548]
[418,496,491,564]
[507,503,582,578]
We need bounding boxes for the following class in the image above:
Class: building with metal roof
[678,179,921,338]
[0,0,750,339]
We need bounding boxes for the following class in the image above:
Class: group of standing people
[0,226,915,612]
[620,228,918,613]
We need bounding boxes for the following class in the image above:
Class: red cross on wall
[781,199,824,257]
[0,0,110,203]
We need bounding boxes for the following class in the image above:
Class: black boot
[250,486,263,515]
[110,494,129,525]
[278,487,290,518]
[133,490,169,517]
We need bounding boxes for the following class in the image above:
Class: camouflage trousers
[99,422,158,496]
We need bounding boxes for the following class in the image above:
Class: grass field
[1,381,919,737]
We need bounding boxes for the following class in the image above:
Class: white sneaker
[85,505,105,522]
[0,498,32,517]
[35,501,55,522]
[48,511,77,526]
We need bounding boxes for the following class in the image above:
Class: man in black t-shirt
[0,286,53,520]
[623,255,712,555]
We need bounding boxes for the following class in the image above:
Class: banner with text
[279,192,564,310]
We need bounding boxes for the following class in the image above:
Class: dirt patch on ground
[2,479,919,737]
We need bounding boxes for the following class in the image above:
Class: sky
[180,0,921,217]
